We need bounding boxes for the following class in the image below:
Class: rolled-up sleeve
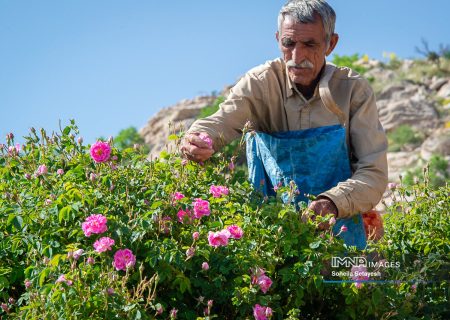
[320,80,388,218]
[187,73,266,151]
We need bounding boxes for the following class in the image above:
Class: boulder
[420,128,450,160]
[140,96,217,158]
[377,84,440,132]
[387,150,421,182]
[364,67,396,83]
[430,77,449,91]
[437,81,450,98]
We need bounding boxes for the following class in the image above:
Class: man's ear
[275,31,279,42]
[326,33,339,56]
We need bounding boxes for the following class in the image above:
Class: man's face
[276,15,337,87]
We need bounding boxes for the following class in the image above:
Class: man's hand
[308,197,338,230]
[180,132,214,163]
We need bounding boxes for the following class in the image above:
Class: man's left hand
[308,197,338,230]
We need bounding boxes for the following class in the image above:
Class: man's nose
[292,44,306,64]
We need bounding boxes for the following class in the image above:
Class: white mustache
[286,59,314,69]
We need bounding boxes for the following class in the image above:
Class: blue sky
[1,0,449,145]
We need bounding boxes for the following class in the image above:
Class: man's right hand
[180,132,214,163]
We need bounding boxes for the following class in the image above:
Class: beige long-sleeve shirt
[187,58,388,218]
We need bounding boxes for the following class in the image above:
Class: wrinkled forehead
[281,13,323,30]
[279,14,326,39]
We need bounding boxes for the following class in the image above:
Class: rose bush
[0,121,448,319]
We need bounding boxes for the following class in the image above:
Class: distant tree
[115,126,148,152]
[415,38,449,68]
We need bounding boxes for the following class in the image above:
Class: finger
[186,134,212,149]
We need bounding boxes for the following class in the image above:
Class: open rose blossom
[362,209,384,241]
[113,249,136,271]
[172,192,185,201]
[257,275,273,293]
[192,198,210,218]
[209,185,229,198]
[198,132,213,149]
[90,141,111,163]
[253,304,272,320]
[36,164,48,176]
[81,214,108,237]
[177,209,194,224]
[93,237,115,253]
[207,230,230,247]
[227,225,244,239]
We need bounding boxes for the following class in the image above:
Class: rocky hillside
[140,56,450,184]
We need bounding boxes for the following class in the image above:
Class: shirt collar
[284,60,335,101]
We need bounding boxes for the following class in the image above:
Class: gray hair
[278,0,336,44]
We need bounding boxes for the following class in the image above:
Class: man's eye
[282,39,295,48]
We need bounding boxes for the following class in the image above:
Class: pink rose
[202,262,209,270]
[93,237,115,253]
[90,141,111,163]
[227,225,243,239]
[106,288,115,295]
[113,249,136,271]
[72,249,84,260]
[329,216,336,226]
[186,247,195,258]
[192,231,200,240]
[55,274,72,286]
[387,182,397,190]
[209,185,229,198]
[207,230,230,247]
[172,192,185,201]
[253,304,272,320]
[57,168,64,175]
[86,257,95,265]
[82,214,108,237]
[257,275,273,293]
[177,209,193,224]
[24,279,32,289]
[170,308,178,319]
[340,225,348,233]
[36,164,48,176]
[198,133,213,149]
[193,198,210,218]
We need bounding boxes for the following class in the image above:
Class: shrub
[331,54,367,75]
[387,124,425,152]
[0,121,448,319]
[196,97,225,120]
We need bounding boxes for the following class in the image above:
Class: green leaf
[59,206,71,223]
[7,214,23,230]
[168,134,178,141]
[63,126,71,136]
[309,240,321,249]
[39,268,51,287]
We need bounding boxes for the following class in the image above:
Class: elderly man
[181,0,387,240]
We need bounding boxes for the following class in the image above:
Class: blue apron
[246,126,367,250]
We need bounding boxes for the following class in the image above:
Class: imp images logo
[331,256,367,268]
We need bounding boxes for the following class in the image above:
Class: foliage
[403,155,450,188]
[0,121,449,319]
[196,97,225,120]
[331,54,367,75]
[114,126,150,154]
[387,124,425,152]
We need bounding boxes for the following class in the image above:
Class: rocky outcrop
[140,96,216,157]
[377,83,440,132]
